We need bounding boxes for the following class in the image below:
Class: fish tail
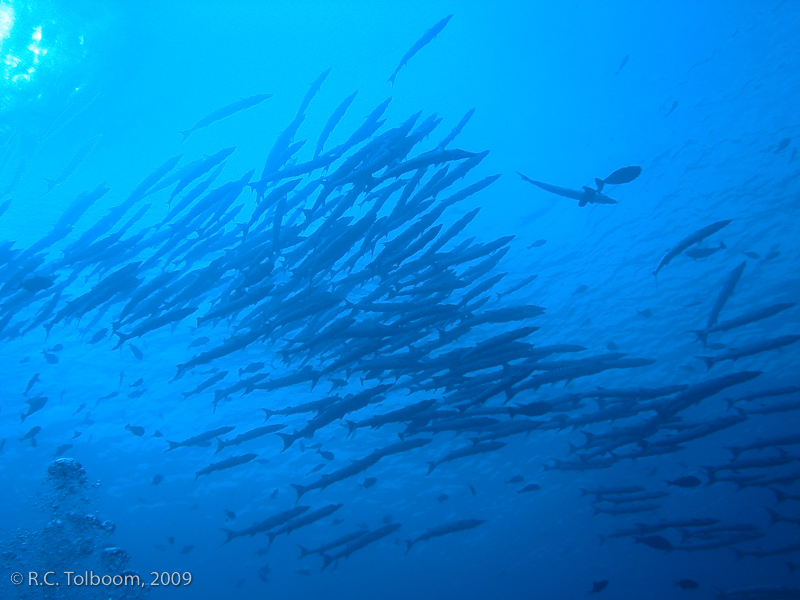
[297,544,308,560]
[720,240,727,249]
[44,177,57,194]
[766,507,782,526]
[267,533,276,548]
[425,461,437,476]
[111,331,128,350]
[20,413,26,423]
[507,407,517,419]
[165,440,180,452]
[277,432,297,452]
[404,540,414,555]
[321,554,334,571]
[688,330,708,346]
[387,73,397,86]
[290,483,306,503]
[345,420,357,438]
[700,466,716,485]
[695,356,715,371]
[220,528,236,545]
[733,549,745,562]
[771,487,787,504]
[214,438,225,455]
[594,178,604,192]
[177,129,192,143]
[262,408,274,421]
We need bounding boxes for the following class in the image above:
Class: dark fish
[258,563,270,583]
[676,579,699,590]
[506,475,524,484]
[153,430,163,438]
[189,336,210,348]
[527,239,547,249]
[518,484,541,494]
[705,261,746,329]
[696,334,800,371]
[221,506,311,545]
[23,373,39,396]
[666,476,702,488]
[42,352,59,364]
[297,530,368,560]
[614,55,629,75]
[129,344,143,360]
[254,548,270,556]
[404,519,484,554]
[653,220,731,277]
[744,251,760,259]
[359,477,377,489]
[685,241,726,260]
[167,537,174,546]
[468,482,476,496]
[321,524,401,570]
[437,494,449,503]
[88,329,107,344]
[594,165,641,192]
[388,14,453,85]
[689,302,794,346]
[129,378,144,388]
[307,463,326,475]
[573,285,588,295]
[775,138,791,152]
[666,100,679,116]
[225,510,236,521]
[125,424,145,437]
[215,424,285,454]
[178,93,273,142]
[315,90,359,157]
[44,134,102,193]
[606,341,618,351]
[637,309,652,318]
[166,426,235,451]
[21,276,54,294]
[180,545,193,555]
[19,426,41,446]
[72,431,82,439]
[54,443,73,456]
[21,396,47,423]
[294,569,311,576]
[318,449,334,461]
[195,453,257,480]
[518,172,617,207]
[590,581,609,594]
[635,535,674,551]
[152,475,164,486]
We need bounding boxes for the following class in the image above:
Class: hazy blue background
[1,1,799,598]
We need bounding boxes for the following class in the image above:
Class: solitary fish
[178,93,273,142]
[388,15,453,86]
[594,165,641,192]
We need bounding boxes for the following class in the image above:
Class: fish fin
[688,330,708,346]
[290,483,306,503]
[220,528,235,545]
[720,240,727,249]
[594,178,604,192]
[771,487,787,504]
[700,466,716,484]
[277,431,297,452]
[321,554,335,571]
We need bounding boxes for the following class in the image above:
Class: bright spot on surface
[4,19,47,83]
[0,3,14,53]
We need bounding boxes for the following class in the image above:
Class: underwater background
[1,1,799,598]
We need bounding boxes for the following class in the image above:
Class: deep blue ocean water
[1,1,799,598]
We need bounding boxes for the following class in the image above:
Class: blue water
[1,2,799,598]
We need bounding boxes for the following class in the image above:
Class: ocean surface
[1,1,799,598]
